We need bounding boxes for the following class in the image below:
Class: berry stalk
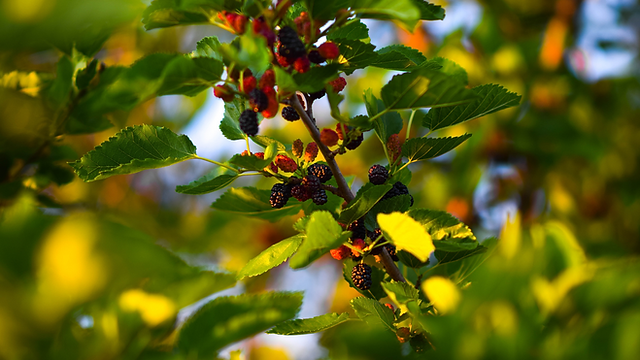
[289,94,406,283]
[289,94,354,202]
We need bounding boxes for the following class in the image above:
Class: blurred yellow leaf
[1,0,55,23]
[378,212,434,262]
[119,289,176,327]
[34,214,107,323]
[422,276,461,315]
[532,265,594,315]
[499,212,521,260]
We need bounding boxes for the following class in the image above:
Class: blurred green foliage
[1,0,639,359]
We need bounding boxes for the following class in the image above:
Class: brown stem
[379,248,406,282]
[290,95,354,202]
[321,184,340,196]
[290,94,407,283]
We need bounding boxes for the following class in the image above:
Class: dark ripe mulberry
[381,181,414,206]
[348,218,366,241]
[281,106,300,121]
[278,26,306,61]
[302,174,321,191]
[311,189,328,205]
[249,89,268,112]
[368,164,389,185]
[351,263,372,290]
[291,184,310,202]
[239,109,259,136]
[308,89,326,100]
[386,244,399,261]
[308,50,326,64]
[307,163,332,183]
[270,183,291,208]
[345,132,364,150]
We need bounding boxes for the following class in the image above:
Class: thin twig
[290,95,354,202]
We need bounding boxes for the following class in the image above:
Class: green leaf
[193,36,224,61]
[382,281,419,305]
[352,0,421,30]
[177,292,302,356]
[372,103,403,143]
[164,271,238,308]
[343,259,388,299]
[412,0,445,20]
[266,312,350,335]
[380,69,478,110]
[250,135,287,151]
[335,39,377,74]
[435,244,487,265]
[326,87,347,121]
[327,20,369,41]
[305,0,349,20]
[142,0,243,30]
[290,211,350,269]
[407,208,476,241]
[274,67,297,93]
[363,195,412,231]
[397,250,429,268]
[70,125,197,182]
[45,56,74,111]
[423,84,522,132]
[229,142,278,170]
[338,184,393,224]
[76,59,99,90]
[388,165,412,185]
[350,297,395,331]
[378,212,434,262]
[431,57,468,85]
[293,216,310,233]
[211,187,302,222]
[176,172,238,195]
[293,64,341,93]
[346,115,374,131]
[220,99,247,141]
[220,32,271,74]
[401,134,472,162]
[371,45,426,71]
[237,234,304,280]
[158,56,225,96]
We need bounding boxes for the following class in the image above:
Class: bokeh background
[1,0,640,359]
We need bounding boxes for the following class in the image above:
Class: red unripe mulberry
[318,42,340,59]
[330,245,351,260]
[242,76,257,94]
[259,69,276,89]
[293,56,310,73]
[351,238,366,258]
[275,154,298,172]
[304,142,318,162]
[320,129,339,147]
[213,85,234,102]
[329,77,347,92]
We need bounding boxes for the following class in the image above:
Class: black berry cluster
[281,106,300,121]
[291,184,310,202]
[348,218,366,241]
[302,174,321,191]
[311,188,328,205]
[345,132,364,150]
[308,50,325,64]
[269,183,291,208]
[308,163,332,182]
[239,109,259,136]
[368,164,389,185]
[381,181,414,206]
[278,26,306,61]
[351,263,372,290]
[249,89,268,112]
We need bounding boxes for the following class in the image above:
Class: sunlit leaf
[70,125,197,182]
[423,84,522,131]
[211,187,302,222]
[350,297,395,331]
[339,184,393,224]
[401,134,472,162]
[237,235,304,280]
[289,211,350,269]
[176,173,238,195]
[267,312,350,335]
[422,276,460,315]
[377,212,434,262]
[327,20,369,41]
[380,69,478,110]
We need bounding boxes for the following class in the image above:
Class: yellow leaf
[422,276,461,315]
[119,289,176,327]
[377,212,434,262]
[499,212,521,259]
